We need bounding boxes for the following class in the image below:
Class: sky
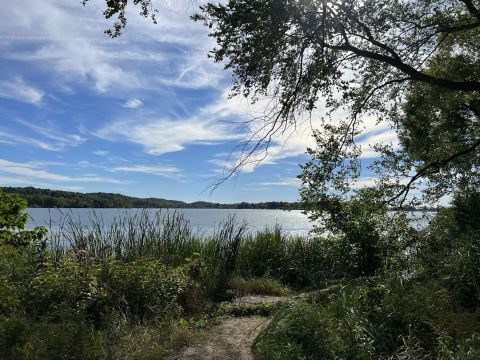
[0,0,398,203]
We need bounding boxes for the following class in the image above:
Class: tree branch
[460,0,480,21]
[330,42,480,92]
[387,138,480,206]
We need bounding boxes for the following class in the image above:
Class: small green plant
[218,302,279,317]
[228,277,290,297]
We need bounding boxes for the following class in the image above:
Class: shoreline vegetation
[2,188,479,359]
[3,186,438,212]
[3,186,301,210]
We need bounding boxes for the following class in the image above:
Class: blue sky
[0,0,397,203]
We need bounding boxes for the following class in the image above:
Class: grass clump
[254,276,480,359]
[253,191,480,359]
[218,302,279,317]
[228,277,290,296]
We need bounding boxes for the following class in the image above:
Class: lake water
[26,208,314,235]
[26,208,434,237]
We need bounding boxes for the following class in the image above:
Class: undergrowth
[2,188,480,359]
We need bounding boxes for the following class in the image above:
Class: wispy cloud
[111,164,182,178]
[0,176,84,191]
[122,98,143,109]
[206,92,400,174]
[93,150,109,156]
[0,77,44,105]
[0,0,220,94]
[0,130,61,151]
[0,118,85,152]
[0,158,125,184]
[15,118,85,148]
[97,116,244,155]
[256,178,301,187]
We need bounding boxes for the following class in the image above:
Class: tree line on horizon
[2,187,302,210]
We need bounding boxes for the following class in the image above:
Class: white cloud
[0,0,220,94]
[93,150,109,156]
[0,130,61,151]
[123,98,143,109]
[111,164,181,178]
[349,177,411,189]
[0,77,44,105]
[202,91,400,174]
[0,119,85,151]
[0,176,83,191]
[97,116,244,155]
[0,158,125,184]
[256,178,301,187]
[15,118,85,148]
[0,159,71,181]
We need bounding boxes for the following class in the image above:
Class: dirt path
[169,316,270,360]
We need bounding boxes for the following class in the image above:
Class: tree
[82,0,158,37]
[87,0,480,204]
[0,189,46,248]
[192,0,480,201]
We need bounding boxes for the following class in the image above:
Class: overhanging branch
[387,138,480,206]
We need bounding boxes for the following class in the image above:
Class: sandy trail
[169,316,270,360]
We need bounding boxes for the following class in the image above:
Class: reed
[45,209,332,288]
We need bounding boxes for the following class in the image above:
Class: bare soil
[230,295,285,305]
[169,316,270,360]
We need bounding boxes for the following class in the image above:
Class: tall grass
[48,210,200,263]
[237,225,350,289]
[45,210,332,289]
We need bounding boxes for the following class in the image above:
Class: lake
[26,208,434,237]
[26,208,314,235]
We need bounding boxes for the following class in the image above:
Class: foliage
[82,0,158,37]
[0,189,47,247]
[0,191,303,358]
[193,0,480,195]
[237,226,331,288]
[0,192,209,358]
[99,259,189,317]
[3,188,480,359]
[3,186,299,209]
[395,81,480,200]
[254,276,480,360]
[416,190,480,309]
[73,2,480,358]
[253,192,480,359]
[228,277,290,297]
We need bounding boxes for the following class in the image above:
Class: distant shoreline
[3,186,303,210]
[4,186,439,212]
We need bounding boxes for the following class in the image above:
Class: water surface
[26,208,313,235]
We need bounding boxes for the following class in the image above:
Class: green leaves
[0,189,28,230]
[0,188,47,248]
[82,0,158,37]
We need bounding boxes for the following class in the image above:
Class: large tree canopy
[191,0,480,204]
[87,0,480,205]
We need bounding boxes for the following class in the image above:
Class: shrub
[228,277,290,296]
[253,275,480,359]
[99,259,189,318]
[418,190,480,309]
[27,258,103,319]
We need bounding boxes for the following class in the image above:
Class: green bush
[25,319,106,360]
[228,277,290,296]
[254,276,480,359]
[100,259,189,318]
[236,227,331,288]
[418,190,480,310]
